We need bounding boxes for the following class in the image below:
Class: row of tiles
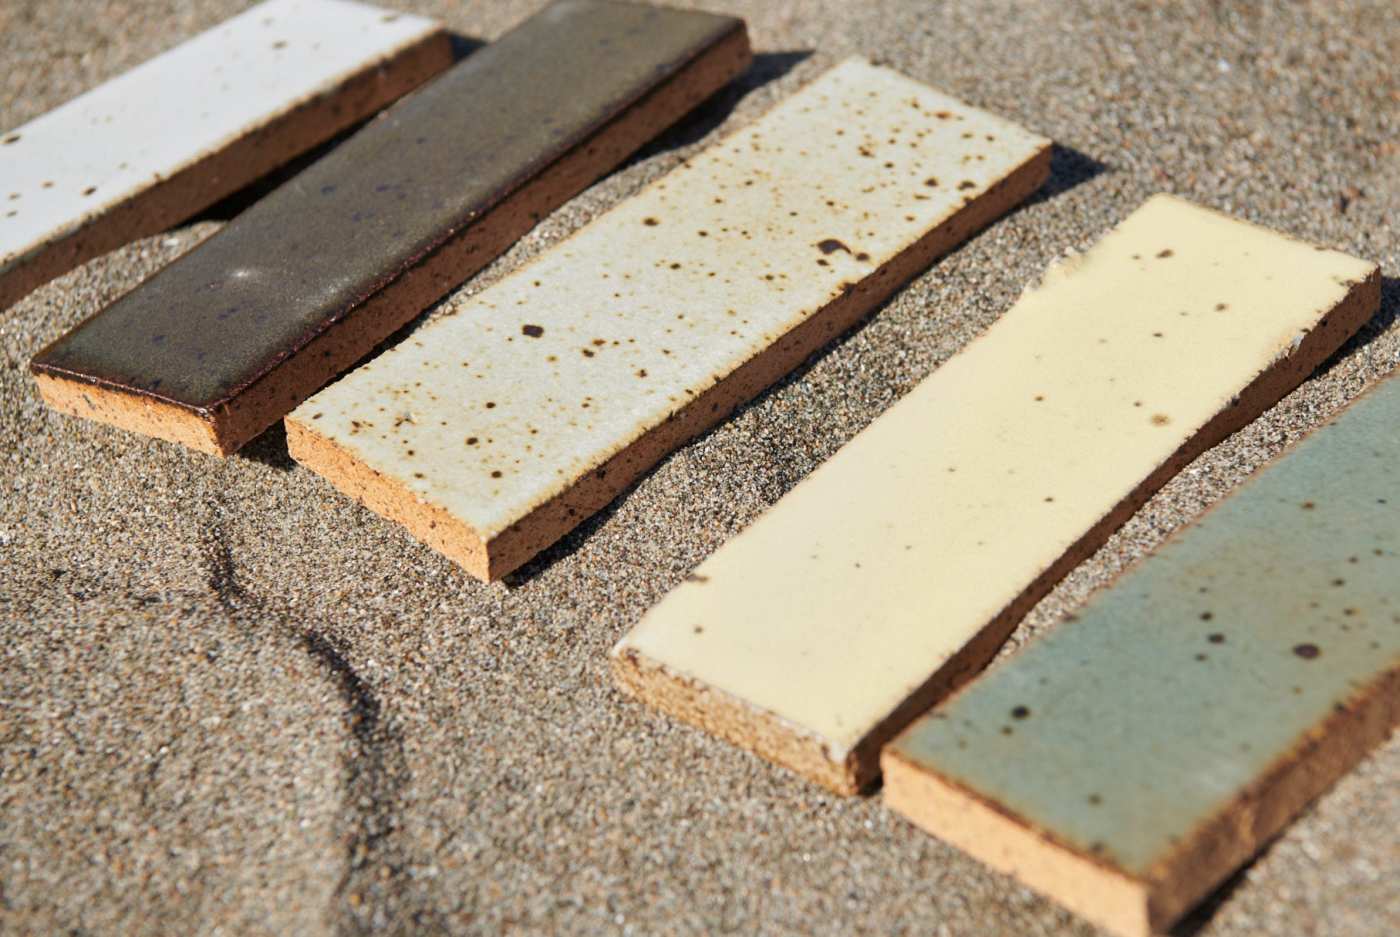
[11,3,1395,937]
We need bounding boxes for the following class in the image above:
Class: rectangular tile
[30,1,752,455]
[282,58,1052,581]
[883,374,1400,937]
[611,194,1379,794]
[1,0,450,310]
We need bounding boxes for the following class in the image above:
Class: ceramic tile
[1,0,449,309]
[284,57,1052,580]
[31,0,750,456]
[612,194,1380,794]
[884,373,1400,937]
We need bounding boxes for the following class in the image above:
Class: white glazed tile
[289,58,1050,575]
[0,0,440,278]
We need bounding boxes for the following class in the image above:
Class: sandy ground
[2,1,1397,934]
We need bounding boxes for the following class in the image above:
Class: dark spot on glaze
[817,238,850,255]
[636,369,648,378]
[1011,705,1030,720]
[1301,501,1315,510]
[1200,611,1214,621]
[643,217,659,226]
[2,134,19,145]
[1156,249,1174,258]
[1216,302,1229,311]
[923,177,939,187]
[82,186,97,196]
[484,401,496,409]
[957,180,976,190]
[1000,726,1013,736]
[521,324,544,338]
[490,470,503,479]
[466,437,478,445]
[1151,413,1171,426]
[1087,794,1102,806]
[1208,633,1225,644]
[684,573,710,584]
[1293,643,1321,660]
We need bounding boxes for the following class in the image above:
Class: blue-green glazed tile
[893,375,1400,878]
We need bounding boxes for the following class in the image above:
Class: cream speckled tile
[612,194,1379,795]
[0,0,449,309]
[285,57,1052,581]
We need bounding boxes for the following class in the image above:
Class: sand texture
[2,1,1397,935]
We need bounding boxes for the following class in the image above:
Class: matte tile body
[0,0,450,310]
[612,195,1379,794]
[30,0,751,455]
[284,58,1052,581]
[883,374,1400,937]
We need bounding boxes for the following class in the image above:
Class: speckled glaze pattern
[0,0,442,299]
[289,58,1049,557]
[30,0,745,411]
[613,195,1377,782]
[890,372,1400,878]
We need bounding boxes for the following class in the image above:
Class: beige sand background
[2,1,1397,934]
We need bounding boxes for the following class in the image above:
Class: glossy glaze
[32,1,745,411]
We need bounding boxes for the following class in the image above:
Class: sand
[1,1,1396,935]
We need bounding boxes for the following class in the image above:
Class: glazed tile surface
[30,0,743,410]
[615,195,1377,770]
[0,0,440,287]
[890,372,1400,875]
[290,57,1049,549]
[6,1,1400,934]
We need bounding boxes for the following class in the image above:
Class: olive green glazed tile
[30,0,750,455]
[885,375,1400,937]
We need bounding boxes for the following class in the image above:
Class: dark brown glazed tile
[31,0,751,455]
